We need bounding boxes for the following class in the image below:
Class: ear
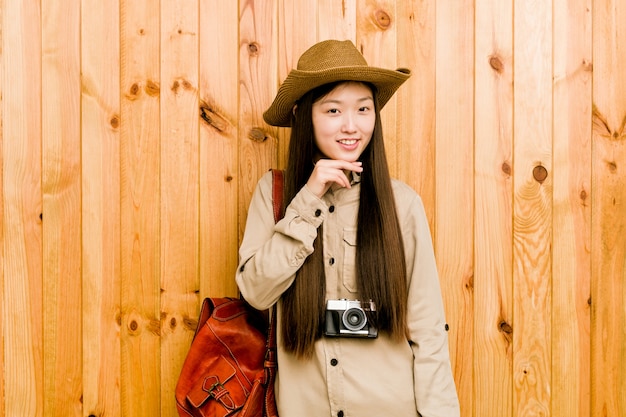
[292,104,298,117]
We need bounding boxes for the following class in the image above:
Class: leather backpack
[175,170,283,417]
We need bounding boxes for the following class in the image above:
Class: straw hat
[263,39,411,127]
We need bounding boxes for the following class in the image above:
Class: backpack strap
[271,169,285,223]
[263,169,283,417]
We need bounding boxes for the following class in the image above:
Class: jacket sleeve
[401,190,460,417]
[236,171,328,310]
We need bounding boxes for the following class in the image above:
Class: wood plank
[41,0,82,414]
[275,0,317,169]
[357,0,398,177]
[1,0,44,415]
[512,0,553,414]
[0,4,5,417]
[80,0,122,414]
[199,1,239,299]
[552,0,592,416]
[396,0,436,230]
[238,0,278,242]
[318,0,357,41]
[474,0,514,415]
[159,1,199,414]
[120,0,161,414]
[434,1,475,413]
[591,1,626,416]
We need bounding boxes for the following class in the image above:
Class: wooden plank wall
[1,0,625,416]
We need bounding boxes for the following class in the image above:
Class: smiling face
[311,82,375,162]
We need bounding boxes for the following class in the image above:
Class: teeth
[339,139,357,145]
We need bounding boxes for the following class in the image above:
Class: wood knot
[129,320,139,332]
[144,80,160,97]
[248,42,260,56]
[502,161,512,176]
[110,115,120,129]
[199,100,229,132]
[606,160,617,173]
[171,78,194,93]
[499,320,513,334]
[147,319,161,336]
[248,127,269,142]
[465,274,474,290]
[127,83,140,100]
[533,165,548,184]
[489,55,504,73]
[183,316,197,331]
[374,9,392,29]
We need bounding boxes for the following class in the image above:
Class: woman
[236,40,460,417]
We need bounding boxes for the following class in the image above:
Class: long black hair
[280,81,408,358]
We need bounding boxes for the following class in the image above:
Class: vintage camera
[324,299,377,338]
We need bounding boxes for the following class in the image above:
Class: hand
[305,159,363,198]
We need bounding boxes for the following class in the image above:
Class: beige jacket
[237,171,460,417]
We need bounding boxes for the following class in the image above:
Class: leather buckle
[207,379,236,409]
[208,380,226,398]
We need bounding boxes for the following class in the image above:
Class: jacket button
[329,258,335,265]
[315,209,322,217]
[338,411,344,417]
[330,358,338,366]
[329,205,335,213]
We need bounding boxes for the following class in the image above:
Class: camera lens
[342,307,367,331]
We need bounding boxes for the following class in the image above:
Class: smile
[338,139,358,145]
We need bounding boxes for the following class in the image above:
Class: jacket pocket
[342,228,358,293]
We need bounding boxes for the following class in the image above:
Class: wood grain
[238,0,279,242]
[160,1,199,415]
[0,4,3,413]
[396,0,436,230]
[199,2,240,299]
[276,0,317,169]
[591,1,626,416]
[80,0,122,414]
[2,0,44,415]
[357,0,398,176]
[474,0,514,415]
[318,0,357,41]
[553,0,592,415]
[435,1,475,413]
[513,0,553,414]
[120,0,161,414]
[41,0,82,414]
[1,2,626,416]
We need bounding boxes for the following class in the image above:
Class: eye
[327,108,340,114]
[359,106,371,112]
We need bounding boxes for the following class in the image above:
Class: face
[311,82,375,162]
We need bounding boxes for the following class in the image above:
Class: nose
[341,113,357,132]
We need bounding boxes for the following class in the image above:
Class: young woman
[236,40,460,417]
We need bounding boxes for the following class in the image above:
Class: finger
[315,159,363,173]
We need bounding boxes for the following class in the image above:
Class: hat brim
[263,66,411,127]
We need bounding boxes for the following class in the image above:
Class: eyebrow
[319,96,374,105]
